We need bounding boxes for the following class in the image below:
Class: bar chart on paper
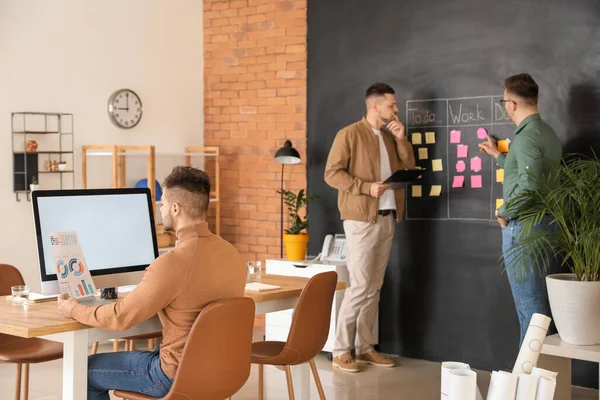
[405,95,515,220]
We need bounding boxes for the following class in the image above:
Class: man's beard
[163,215,174,232]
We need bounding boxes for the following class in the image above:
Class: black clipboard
[384,169,425,189]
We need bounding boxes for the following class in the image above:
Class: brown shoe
[332,352,360,373]
[356,350,395,367]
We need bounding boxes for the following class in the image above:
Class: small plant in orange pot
[278,189,319,261]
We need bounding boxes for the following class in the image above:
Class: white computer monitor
[32,188,159,295]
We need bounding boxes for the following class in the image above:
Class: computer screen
[32,188,159,295]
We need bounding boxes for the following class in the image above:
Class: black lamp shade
[274,140,301,165]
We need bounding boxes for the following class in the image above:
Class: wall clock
[107,89,142,129]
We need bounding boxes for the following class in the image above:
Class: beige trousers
[333,214,395,357]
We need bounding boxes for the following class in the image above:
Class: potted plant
[506,154,600,345]
[278,189,319,261]
[58,161,67,171]
[30,176,40,191]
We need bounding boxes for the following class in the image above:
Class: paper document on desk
[245,282,281,292]
[50,231,96,299]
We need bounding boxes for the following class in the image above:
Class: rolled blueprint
[513,313,552,374]
[535,377,556,400]
[441,362,470,399]
[449,369,477,400]
[530,367,558,379]
[487,371,518,400]
[515,374,539,400]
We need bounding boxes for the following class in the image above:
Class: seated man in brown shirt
[57,166,247,400]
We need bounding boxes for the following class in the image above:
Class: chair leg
[113,339,119,352]
[127,340,134,351]
[258,364,264,400]
[284,365,295,400]
[91,341,99,354]
[23,363,29,400]
[309,359,326,400]
[15,363,22,400]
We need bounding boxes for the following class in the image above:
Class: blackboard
[307,0,600,388]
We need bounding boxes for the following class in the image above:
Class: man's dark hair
[162,166,211,215]
[504,73,538,105]
[365,82,395,100]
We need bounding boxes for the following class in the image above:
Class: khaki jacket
[324,117,416,223]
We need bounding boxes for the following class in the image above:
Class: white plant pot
[58,164,67,171]
[547,273,600,345]
[30,184,40,191]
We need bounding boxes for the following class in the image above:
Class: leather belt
[378,209,396,218]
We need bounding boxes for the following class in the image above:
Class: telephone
[292,234,348,267]
[320,234,347,261]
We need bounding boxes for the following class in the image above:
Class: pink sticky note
[457,145,468,158]
[477,127,488,139]
[452,176,465,188]
[471,175,482,188]
[470,156,482,171]
[450,130,461,144]
[456,161,466,172]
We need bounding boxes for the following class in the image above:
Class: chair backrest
[284,271,338,365]
[0,264,25,296]
[166,297,255,400]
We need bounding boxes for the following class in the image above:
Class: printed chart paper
[50,231,96,298]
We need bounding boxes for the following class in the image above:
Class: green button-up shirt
[496,113,562,219]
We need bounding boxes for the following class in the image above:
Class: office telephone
[292,234,347,267]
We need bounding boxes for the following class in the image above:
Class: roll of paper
[535,377,556,400]
[516,374,539,400]
[441,362,470,399]
[512,313,552,374]
[487,371,518,400]
[449,369,477,400]
[530,367,558,379]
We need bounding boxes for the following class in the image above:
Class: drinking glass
[11,285,30,306]
[247,261,262,282]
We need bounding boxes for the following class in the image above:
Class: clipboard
[384,169,425,189]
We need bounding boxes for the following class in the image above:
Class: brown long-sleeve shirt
[71,221,246,379]
[324,117,416,222]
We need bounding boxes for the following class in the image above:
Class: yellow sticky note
[412,133,422,145]
[412,185,422,197]
[498,139,510,153]
[425,131,436,144]
[496,169,504,183]
[418,147,428,160]
[432,159,443,172]
[496,198,504,210]
[430,185,442,197]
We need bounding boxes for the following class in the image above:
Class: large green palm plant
[505,154,600,281]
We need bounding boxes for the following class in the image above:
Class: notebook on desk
[5,293,59,303]
[245,282,281,292]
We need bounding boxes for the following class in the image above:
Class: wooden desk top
[0,274,345,339]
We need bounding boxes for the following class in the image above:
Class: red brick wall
[203,0,308,262]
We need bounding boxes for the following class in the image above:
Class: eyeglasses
[499,99,517,106]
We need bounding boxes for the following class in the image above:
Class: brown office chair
[252,271,338,400]
[0,264,63,400]
[114,296,255,400]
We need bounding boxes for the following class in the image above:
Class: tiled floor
[0,342,597,399]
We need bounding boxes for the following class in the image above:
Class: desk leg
[62,330,89,400]
[538,353,571,400]
[298,363,311,400]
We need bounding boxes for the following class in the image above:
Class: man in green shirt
[479,73,562,345]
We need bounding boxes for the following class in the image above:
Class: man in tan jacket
[325,82,415,372]
[57,166,246,399]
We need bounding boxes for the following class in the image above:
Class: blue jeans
[87,349,173,400]
[502,218,557,347]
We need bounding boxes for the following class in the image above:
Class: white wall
[0,0,204,290]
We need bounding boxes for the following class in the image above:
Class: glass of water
[247,261,262,282]
[11,285,30,306]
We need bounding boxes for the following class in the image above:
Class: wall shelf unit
[11,112,74,201]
